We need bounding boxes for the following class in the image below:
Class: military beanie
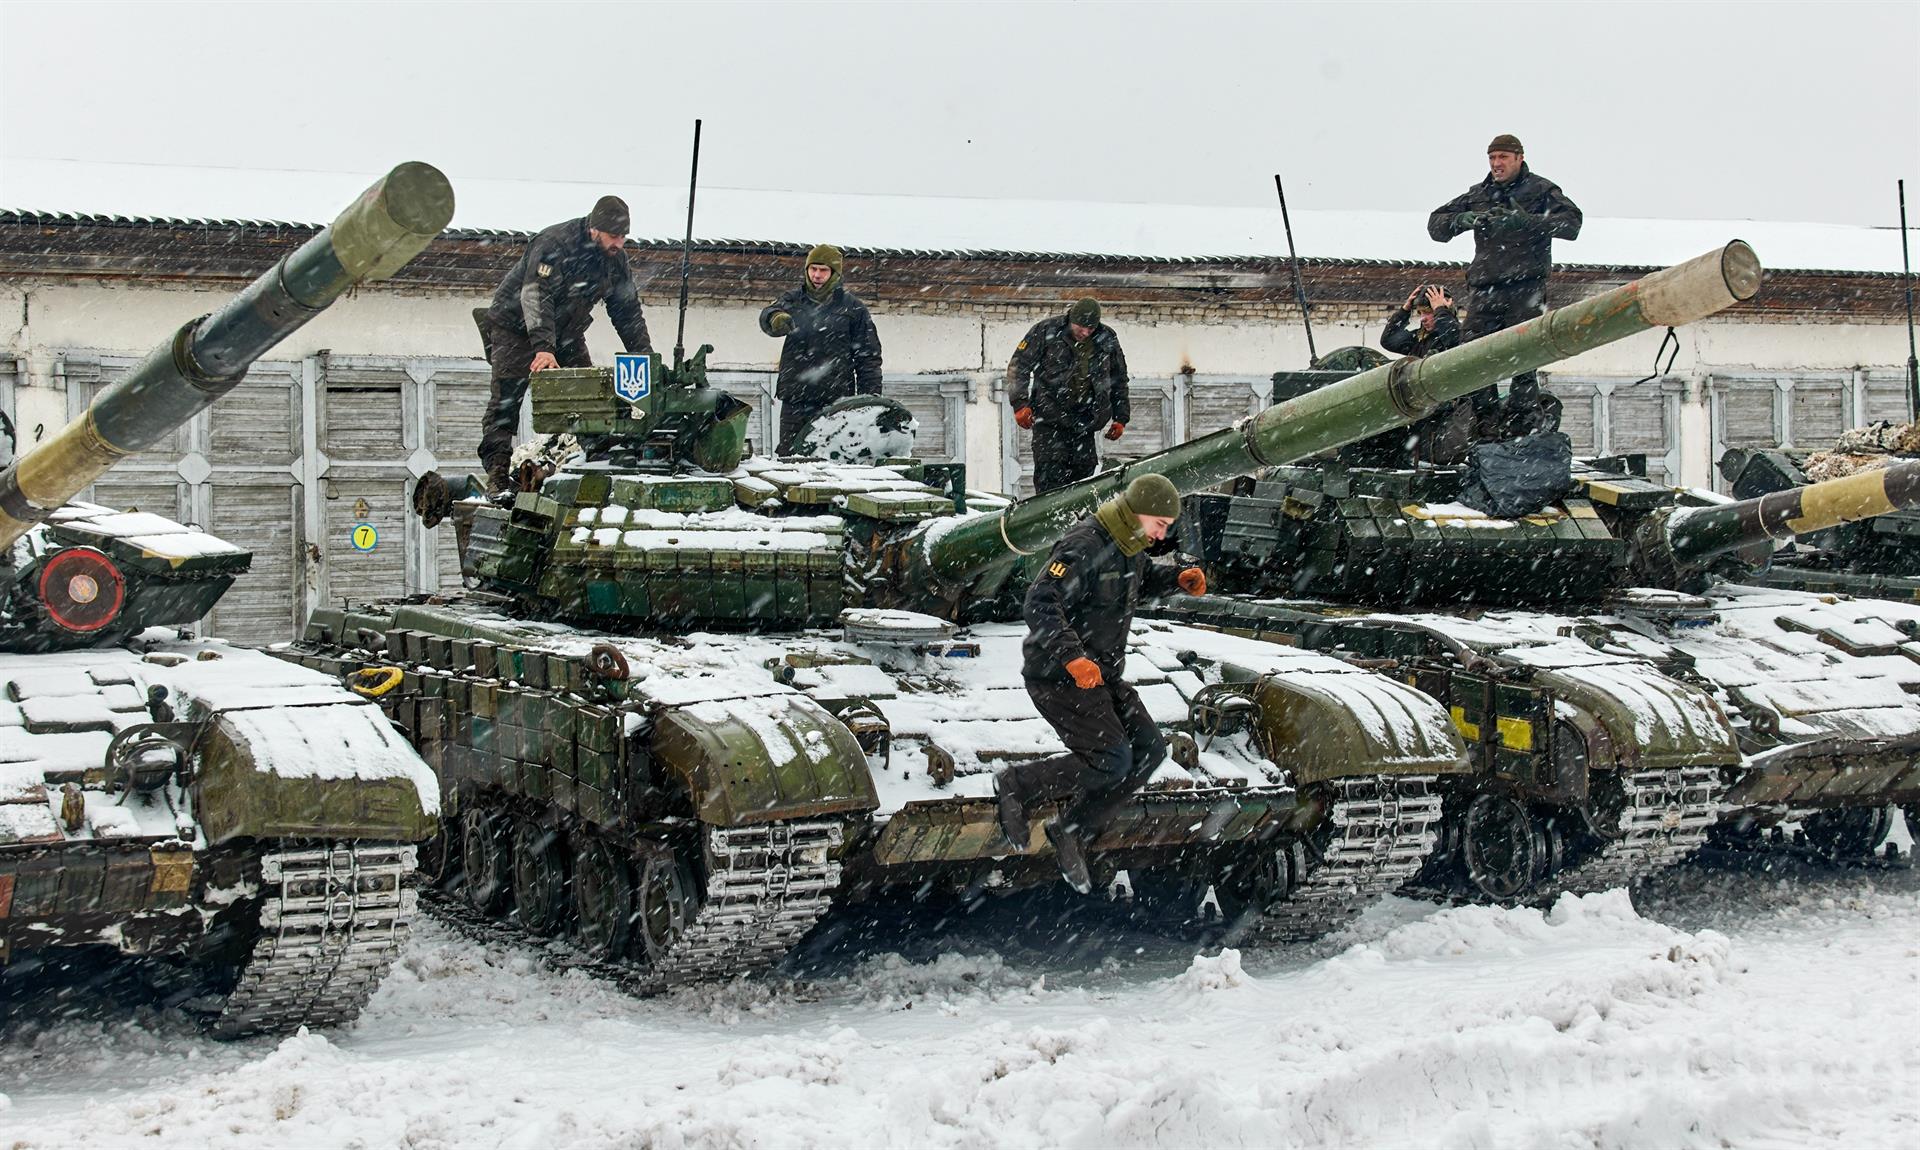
[589,195,631,235]
[806,244,844,275]
[1487,133,1524,155]
[1123,474,1181,519]
[1067,297,1102,328]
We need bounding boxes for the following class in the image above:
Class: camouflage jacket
[1008,317,1130,435]
[1427,165,1583,287]
[486,218,652,358]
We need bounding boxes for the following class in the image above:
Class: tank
[0,163,452,1036]
[1717,425,1920,600]
[1162,294,1920,898]
[279,243,1756,985]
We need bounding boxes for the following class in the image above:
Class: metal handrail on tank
[915,241,1763,584]
[0,162,456,550]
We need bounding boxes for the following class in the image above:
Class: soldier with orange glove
[994,473,1208,892]
[1008,297,1131,493]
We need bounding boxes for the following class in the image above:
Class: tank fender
[651,693,880,827]
[1246,669,1468,785]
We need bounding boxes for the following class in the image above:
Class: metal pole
[1274,174,1318,366]
[673,119,703,368]
[1900,179,1918,422]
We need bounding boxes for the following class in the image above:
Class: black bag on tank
[1459,431,1575,518]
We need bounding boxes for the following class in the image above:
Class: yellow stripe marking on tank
[1497,716,1535,752]
[1450,706,1481,741]
[1786,468,1899,535]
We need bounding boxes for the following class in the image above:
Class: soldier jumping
[995,473,1208,893]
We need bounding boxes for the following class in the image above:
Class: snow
[4,157,1909,273]
[1,870,1913,1147]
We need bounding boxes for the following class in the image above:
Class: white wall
[4,278,1914,490]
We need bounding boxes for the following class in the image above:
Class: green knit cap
[1067,297,1101,327]
[1122,474,1181,519]
[806,244,844,275]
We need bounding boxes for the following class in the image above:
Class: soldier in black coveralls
[1428,134,1582,439]
[994,474,1208,893]
[476,195,654,491]
[759,243,884,454]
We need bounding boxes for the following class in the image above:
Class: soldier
[759,244,884,454]
[994,473,1208,893]
[477,195,653,492]
[1381,284,1461,360]
[1428,134,1582,438]
[1363,284,1471,465]
[1009,298,1131,494]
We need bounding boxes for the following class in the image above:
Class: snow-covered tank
[0,163,451,1035]
[281,244,1757,989]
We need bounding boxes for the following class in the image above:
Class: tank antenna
[1900,178,1918,422]
[673,118,703,369]
[1274,174,1318,367]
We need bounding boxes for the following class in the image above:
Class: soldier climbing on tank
[994,474,1208,893]
[760,244,884,454]
[1365,284,1472,465]
[1009,298,1131,494]
[476,195,654,492]
[1428,134,1582,440]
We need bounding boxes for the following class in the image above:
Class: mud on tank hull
[282,595,1471,987]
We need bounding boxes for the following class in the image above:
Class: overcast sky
[2,0,1916,229]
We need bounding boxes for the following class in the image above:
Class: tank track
[425,818,842,995]
[211,843,417,1038]
[1533,766,1726,900]
[1253,775,1444,941]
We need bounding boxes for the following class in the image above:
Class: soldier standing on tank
[1009,298,1131,494]
[1428,135,1582,439]
[994,474,1208,893]
[476,196,654,492]
[759,244,884,454]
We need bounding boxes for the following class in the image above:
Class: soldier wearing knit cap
[759,243,884,454]
[1427,134,1582,440]
[1008,297,1132,494]
[995,473,1208,893]
[476,195,653,491]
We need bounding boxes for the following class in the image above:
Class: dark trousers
[476,313,591,483]
[1031,425,1100,494]
[1462,280,1547,436]
[1000,676,1168,836]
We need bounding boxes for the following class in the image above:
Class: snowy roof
[2,158,1912,275]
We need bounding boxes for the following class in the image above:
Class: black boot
[994,777,1029,851]
[1044,818,1093,895]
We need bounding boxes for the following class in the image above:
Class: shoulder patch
[536,263,552,277]
[1018,340,1028,351]
[1047,561,1067,578]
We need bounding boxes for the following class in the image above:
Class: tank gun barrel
[1661,458,1920,567]
[921,241,1762,581]
[0,162,455,550]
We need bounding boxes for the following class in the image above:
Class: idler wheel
[636,846,698,965]
[511,819,570,936]
[1461,792,1549,902]
[587,643,630,682]
[461,810,513,915]
[1799,807,1895,860]
[572,837,636,960]
[38,546,125,634]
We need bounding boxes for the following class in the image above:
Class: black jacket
[486,217,652,357]
[1427,165,1583,287]
[1022,517,1180,682]
[1380,306,1462,358]
[758,285,884,405]
[1008,318,1130,436]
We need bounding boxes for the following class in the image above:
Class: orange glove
[1177,567,1206,596]
[1065,657,1104,689]
[1015,406,1035,430]
[1105,421,1125,441]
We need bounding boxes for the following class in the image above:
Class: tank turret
[1716,433,1920,599]
[0,161,455,651]
[0,164,452,1039]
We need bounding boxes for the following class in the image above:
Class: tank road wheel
[511,820,570,935]
[572,838,636,960]
[1461,793,1549,902]
[1212,842,1304,925]
[461,810,512,915]
[416,810,461,891]
[636,846,699,965]
[1800,807,1895,860]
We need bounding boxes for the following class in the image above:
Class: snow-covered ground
[2,864,1916,1149]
